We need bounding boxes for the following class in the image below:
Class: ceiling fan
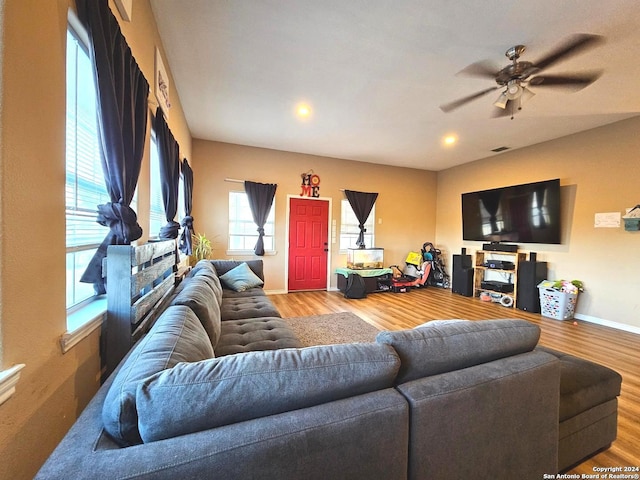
[439,34,605,118]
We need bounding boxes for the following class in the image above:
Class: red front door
[288,198,329,291]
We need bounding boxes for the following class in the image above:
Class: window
[339,199,375,250]
[149,130,164,237]
[228,191,275,252]
[65,26,108,311]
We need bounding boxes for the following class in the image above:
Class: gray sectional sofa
[36,259,621,479]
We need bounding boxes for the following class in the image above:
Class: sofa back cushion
[192,265,223,305]
[170,276,221,345]
[376,319,540,384]
[191,259,217,277]
[136,343,400,442]
[102,306,214,446]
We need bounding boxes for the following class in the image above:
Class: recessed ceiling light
[443,135,457,146]
[295,103,312,119]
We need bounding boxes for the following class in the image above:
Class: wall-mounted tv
[461,179,561,244]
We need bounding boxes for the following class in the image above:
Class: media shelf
[473,251,527,308]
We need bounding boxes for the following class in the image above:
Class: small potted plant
[190,232,213,265]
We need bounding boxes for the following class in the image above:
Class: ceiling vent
[491,146,510,152]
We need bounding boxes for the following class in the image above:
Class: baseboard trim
[574,313,640,335]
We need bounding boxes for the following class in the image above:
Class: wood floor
[270,287,640,475]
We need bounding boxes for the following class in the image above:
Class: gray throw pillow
[376,319,540,383]
[219,262,264,292]
[136,343,400,442]
[102,306,214,446]
[211,260,265,281]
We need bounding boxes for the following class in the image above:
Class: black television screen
[461,179,561,244]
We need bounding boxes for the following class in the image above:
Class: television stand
[473,250,526,307]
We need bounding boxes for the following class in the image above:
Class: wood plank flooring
[270,287,640,475]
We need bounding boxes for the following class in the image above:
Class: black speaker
[453,253,472,270]
[517,261,548,312]
[452,254,474,297]
[482,242,518,252]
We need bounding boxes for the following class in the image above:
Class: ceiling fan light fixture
[494,91,508,109]
[505,80,522,100]
[521,86,536,104]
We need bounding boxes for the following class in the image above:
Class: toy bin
[538,281,579,320]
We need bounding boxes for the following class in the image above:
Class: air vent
[491,146,510,152]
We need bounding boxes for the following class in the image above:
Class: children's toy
[388,263,432,292]
[421,242,451,289]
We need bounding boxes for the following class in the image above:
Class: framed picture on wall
[114,0,133,21]
[155,47,171,117]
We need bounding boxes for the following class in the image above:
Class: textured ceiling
[151,0,640,171]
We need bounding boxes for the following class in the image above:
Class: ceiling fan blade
[529,71,603,91]
[457,60,500,78]
[533,34,605,71]
[440,86,499,113]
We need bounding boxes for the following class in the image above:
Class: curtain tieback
[181,215,194,229]
[97,202,143,243]
[358,224,367,232]
[257,227,265,236]
[160,220,181,239]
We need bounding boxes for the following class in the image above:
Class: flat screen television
[461,179,561,244]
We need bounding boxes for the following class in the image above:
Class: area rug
[284,312,380,347]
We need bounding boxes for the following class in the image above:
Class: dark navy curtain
[155,107,180,239]
[77,0,149,293]
[178,159,194,255]
[344,190,378,248]
[244,181,277,256]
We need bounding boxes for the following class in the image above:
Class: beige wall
[192,140,438,291]
[0,2,637,478]
[436,116,640,331]
[0,1,191,479]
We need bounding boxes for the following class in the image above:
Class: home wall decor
[300,170,320,197]
[114,0,132,21]
[155,47,171,117]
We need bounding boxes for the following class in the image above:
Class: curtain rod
[224,178,244,184]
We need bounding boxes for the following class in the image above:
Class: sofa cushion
[219,262,264,292]
[376,319,540,383]
[102,306,214,446]
[221,287,266,298]
[220,295,281,320]
[193,267,223,305]
[216,317,302,356]
[171,276,221,345]
[212,259,265,282]
[537,346,622,421]
[191,259,217,277]
[136,343,400,442]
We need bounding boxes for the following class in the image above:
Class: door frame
[285,195,333,293]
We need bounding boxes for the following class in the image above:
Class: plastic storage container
[347,248,384,270]
[538,281,579,320]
